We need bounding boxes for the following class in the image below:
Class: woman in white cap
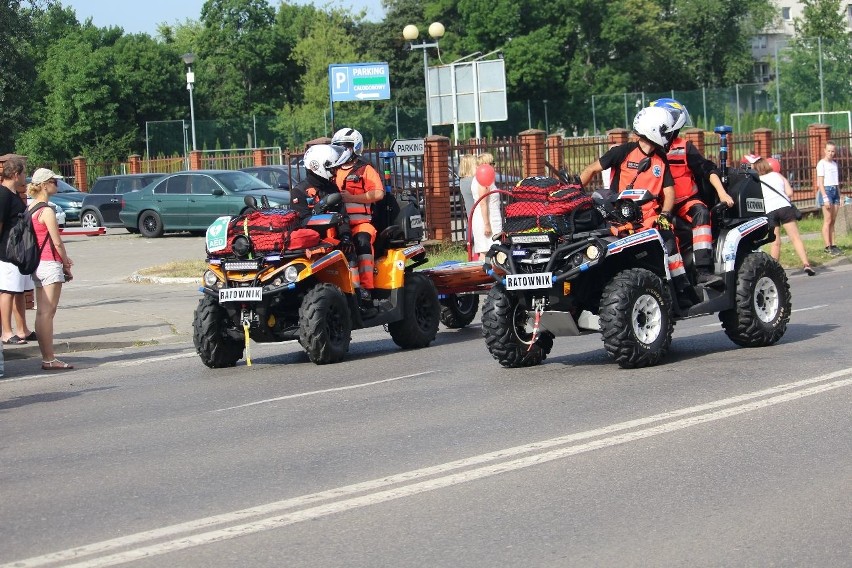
[27,168,75,370]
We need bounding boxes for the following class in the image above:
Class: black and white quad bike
[481,133,792,369]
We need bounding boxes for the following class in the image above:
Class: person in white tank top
[749,155,815,276]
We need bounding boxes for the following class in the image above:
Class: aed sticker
[206,216,231,252]
[396,260,405,271]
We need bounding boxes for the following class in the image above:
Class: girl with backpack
[27,168,74,370]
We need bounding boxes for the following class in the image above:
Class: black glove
[338,234,354,256]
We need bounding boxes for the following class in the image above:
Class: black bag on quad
[504,176,602,235]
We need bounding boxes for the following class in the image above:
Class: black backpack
[3,202,50,275]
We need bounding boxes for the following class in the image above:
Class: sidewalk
[2,231,205,363]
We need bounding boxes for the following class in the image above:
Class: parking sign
[329,63,391,102]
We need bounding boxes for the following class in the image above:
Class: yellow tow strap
[243,320,252,366]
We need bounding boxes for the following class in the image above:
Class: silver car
[27,198,66,228]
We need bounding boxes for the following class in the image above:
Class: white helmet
[331,127,364,155]
[632,106,676,149]
[302,144,352,180]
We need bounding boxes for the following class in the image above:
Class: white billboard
[428,58,507,137]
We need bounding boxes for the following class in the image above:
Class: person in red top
[331,127,384,304]
[27,168,74,370]
[649,98,733,285]
[580,106,696,308]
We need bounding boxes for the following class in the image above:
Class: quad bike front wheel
[481,284,554,368]
[439,293,480,329]
[388,274,440,348]
[193,295,245,368]
[299,283,352,364]
[720,251,791,347]
[599,268,674,369]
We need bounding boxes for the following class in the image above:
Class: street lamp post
[403,22,444,136]
[182,52,198,152]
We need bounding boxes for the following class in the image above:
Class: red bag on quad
[504,176,600,234]
[215,209,320,256]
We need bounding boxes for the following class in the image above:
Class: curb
[128,273,200,284]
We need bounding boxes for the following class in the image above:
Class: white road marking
[700,303,828,327]
[5,367,851,568]
[213,371,438,411]
[114,352,198,367]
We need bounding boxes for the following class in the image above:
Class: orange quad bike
[193,191,440,368]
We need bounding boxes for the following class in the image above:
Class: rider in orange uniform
[581,106,697,308]
[650,98,733,285]
[331,128,384,303]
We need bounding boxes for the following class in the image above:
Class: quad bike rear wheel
[599,268,674,369]
[193,295,245,368]
[439,293,480,329]
[720,251,790,347]
[481,284,554,368]
[388,274,440,348]
[299,283,352,364]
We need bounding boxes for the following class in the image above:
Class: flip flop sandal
[42,359,74,371]
[25,331,37,341]
[3,335,27,345]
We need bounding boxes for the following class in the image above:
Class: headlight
[284,265,301,283]
[585,244,602,260]
[495,251,508,265]
[203,270,220,287]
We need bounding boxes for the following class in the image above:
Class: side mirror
[244,195,258,209]
[212,188,225,196]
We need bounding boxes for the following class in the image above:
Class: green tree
[276,8,381,147]
[197,0,287,120]
[778,0,852,112]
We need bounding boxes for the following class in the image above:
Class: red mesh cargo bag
[503,176,596,234]
[216,209,301,255]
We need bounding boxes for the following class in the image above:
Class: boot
[696,268,723,288]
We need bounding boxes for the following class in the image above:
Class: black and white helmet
[302,144,352,180]
[331,127,364,155]
[632,106,676,149]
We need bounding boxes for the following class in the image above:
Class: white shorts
[33,260,65,288]
[0,260,34,293]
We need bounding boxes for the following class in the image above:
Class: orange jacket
[335,159,383,224]
[601,142,673,222]
[666,138,695,203]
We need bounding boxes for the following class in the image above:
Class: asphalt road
[1,233,851,567]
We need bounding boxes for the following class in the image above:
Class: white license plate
[505,272,553,290]
[219,287,263,302]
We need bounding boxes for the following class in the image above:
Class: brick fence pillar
[519,129,546,178]
[684,128,705,155]
[73,156,88,191]
[607,128,630,146]
[546,134,564,172]
[190,150,202,171]
[752,128,773,159]
[128,154,142,174]
[808,123,831,189]
[253,149,265,166]
[423,135,452,242]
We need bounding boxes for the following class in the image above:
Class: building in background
[752,1,852,84]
